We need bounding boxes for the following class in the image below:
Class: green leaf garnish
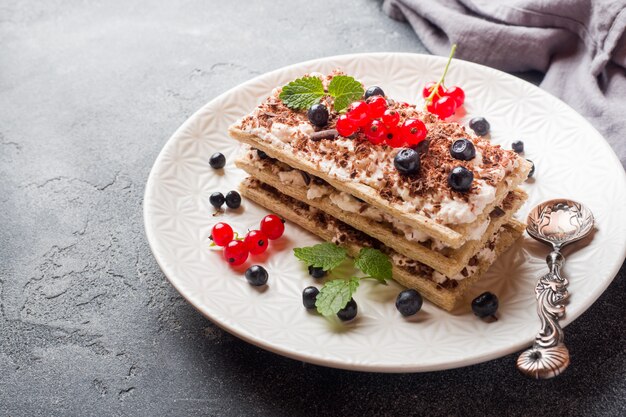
[354,248,392,283]
[315,277,360,316]
[293,243,348,271]
[328,75,365,112]
[278,76,325,110]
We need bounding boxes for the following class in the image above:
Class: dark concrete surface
[1,1,624,416]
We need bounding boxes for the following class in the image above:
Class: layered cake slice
[228,71,530,310]
[240,178,524,311]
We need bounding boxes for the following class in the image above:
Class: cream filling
[241,123,515,225]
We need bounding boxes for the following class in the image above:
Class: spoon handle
[516,250,570,379]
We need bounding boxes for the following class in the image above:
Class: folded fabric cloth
[383,0,626,169]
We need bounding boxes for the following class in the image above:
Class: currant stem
[426,43,458,105]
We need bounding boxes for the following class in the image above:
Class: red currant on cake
[244,229,269,255]
[423,44,464,119]
[210,222,234,246]
[260,214,285,240]
[365,119,387,145]
[223,240,249,266]
[366,95,387,119]
[400,118,427,146]
[336,114,357,137]
[385,125,404,148]
[346,101,370,127]
[381,109,400,128]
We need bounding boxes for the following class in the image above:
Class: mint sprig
[293,244,392,316]
[315,277,360,317]
[354,248,392,284]
[293,243,348,271]
[279,76,325,110]
[327,75,365,112]
[278,74,365,113]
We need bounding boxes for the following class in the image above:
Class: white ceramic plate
[144,53,626,372]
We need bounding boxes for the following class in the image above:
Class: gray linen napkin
[383,0,626,169]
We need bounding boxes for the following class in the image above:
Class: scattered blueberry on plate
[209,192,225,209]
[395,289,423,317]
[209,152,226,169]
[469,117,490,136]
[225,191,241,209]
[245,265,268,286]
[471,292,499,318]
[302,286,319,309]
[308,265,326,279]
[512,140,524,153]
[337,298,358,321]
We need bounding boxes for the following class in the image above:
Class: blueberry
[393,148,420,175]
[337,298,357,321]
[308,265,326,279]
[245,265,268,286]
[307,103,329,128]
[225,191,241,209]
[364,86,385,99]
[412,139,430,155]
[395,289,423,316]
[471,292,499,318]
[469,117,490,136]
[209,152,226,169]
[448,166,474,192]
[256,149,269,159]
[302,286,319,309]
[512,140,524,154]
[527,159,535,178]
[450,138,476,161]
[209,192,225,209]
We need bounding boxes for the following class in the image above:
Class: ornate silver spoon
[516,199,594,379]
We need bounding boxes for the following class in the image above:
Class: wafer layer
[239,177,524,311]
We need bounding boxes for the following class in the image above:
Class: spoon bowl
[526,199,594,249]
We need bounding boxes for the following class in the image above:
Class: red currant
[244,229,268,255]
[432,95,457,119]
[365,120,387,145]
[211,222,234,246]
[260,214,285,240]
[336,114,357,137]
[381,109,400,128]
[445,86,465,107]
[400,118,427,146]
[366,96,387,119]
[223,240,249,266]
[385,126,405,148]
[422,81,445,99]
[346,101,370,127]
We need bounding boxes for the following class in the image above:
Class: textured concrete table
[1,1,624,416]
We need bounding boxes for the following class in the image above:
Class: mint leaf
[328,75,364,112]
[354,248,392,283]
[278,76,325,110]
[293,243,347,271]
[315,277,360,316]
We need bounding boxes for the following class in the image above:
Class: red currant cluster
[335,96,427,148]
[423,82,465,120]
[210,214,285,266]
